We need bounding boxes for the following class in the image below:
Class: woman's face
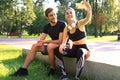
[65,8,76,21]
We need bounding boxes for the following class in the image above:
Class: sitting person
[54,2,92,80]
[10,7,66,76]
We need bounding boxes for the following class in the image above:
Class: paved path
[0,38,120,66]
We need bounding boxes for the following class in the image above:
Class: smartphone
[75,2,85,9]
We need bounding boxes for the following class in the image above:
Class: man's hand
[36,40,43,46]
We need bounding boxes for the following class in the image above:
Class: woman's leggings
[54,45,86,78]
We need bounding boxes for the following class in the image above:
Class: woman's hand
[59,43,66,54]
[82,2,92,11]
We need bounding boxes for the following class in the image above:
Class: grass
[87,35,118,41]
[0,44,93,80]
[0,44,55,80]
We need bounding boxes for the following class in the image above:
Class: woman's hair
[45,7,54,17]
[65,7,75,13]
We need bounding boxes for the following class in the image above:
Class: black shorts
[42,44,48,55]
[63,44,89,57]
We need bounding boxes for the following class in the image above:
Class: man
[10,7,66,76]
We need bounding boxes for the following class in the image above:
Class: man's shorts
[42,44,48,55]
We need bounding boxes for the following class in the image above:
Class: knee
[31,43,39,51]
[32,43,36,48]
[47,43,58,51]
[47,43,53,50]
[47,43,54,49]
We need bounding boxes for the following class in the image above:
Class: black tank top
[68,28,86,41]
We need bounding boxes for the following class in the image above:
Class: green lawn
[87,35,118,41]
[0,44,93,80]
[0,44,55,80]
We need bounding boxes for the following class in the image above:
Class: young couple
[10,1,92,80]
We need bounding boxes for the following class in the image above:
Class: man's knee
[47,43,58,50]
[32,43,43,52]
[32,43,37,48]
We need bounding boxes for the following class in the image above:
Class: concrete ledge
[22,48,120,80]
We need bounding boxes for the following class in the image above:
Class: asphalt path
[0,38,120,66]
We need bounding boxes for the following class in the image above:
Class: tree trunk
[99,25,102,37]
[93,0,98,37]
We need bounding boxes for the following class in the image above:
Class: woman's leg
[75,48,85,79]
[54,47,67,76]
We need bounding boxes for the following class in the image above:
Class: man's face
[47,10,57,24]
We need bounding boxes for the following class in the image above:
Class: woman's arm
[78,2,92,27]
[62,27,69,44]
[59,27,68,53]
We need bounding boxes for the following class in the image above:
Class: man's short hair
[45,7,54,17]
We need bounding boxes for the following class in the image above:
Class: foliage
[94,13,108,27]
[0,0,36,35]
[0,0,14,34]
[94,13,108,37]
[24,0,36,24]
[0,0,120,37]
[27,6,48,35]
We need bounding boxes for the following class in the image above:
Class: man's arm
[37,33,47,46]
[43,32,63,44]
[39,33,47,40]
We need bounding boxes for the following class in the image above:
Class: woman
[54,2,92,80]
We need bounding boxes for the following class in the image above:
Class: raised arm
[78,2,92,27]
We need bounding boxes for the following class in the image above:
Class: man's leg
[10,43,44,76]
[47,43,59,76]
[22,43,44,68]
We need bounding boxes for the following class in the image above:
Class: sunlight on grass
[0,44,22,76]
[0,63,9,76]
[0,44,22,60]
[87,35,117,41]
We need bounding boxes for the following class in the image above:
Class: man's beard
[50,19,57,24]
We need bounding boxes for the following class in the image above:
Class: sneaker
[85,51,90,60]
[58,75,68,80]
[10,67,28,76]
[47,68,55,76]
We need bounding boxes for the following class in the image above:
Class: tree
[27,6,48,35]
[0,0,14,35]
[9,0,36,34]
[94,13,108,37]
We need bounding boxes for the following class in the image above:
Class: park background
[0,0,120,38]
[0,0,120,80]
